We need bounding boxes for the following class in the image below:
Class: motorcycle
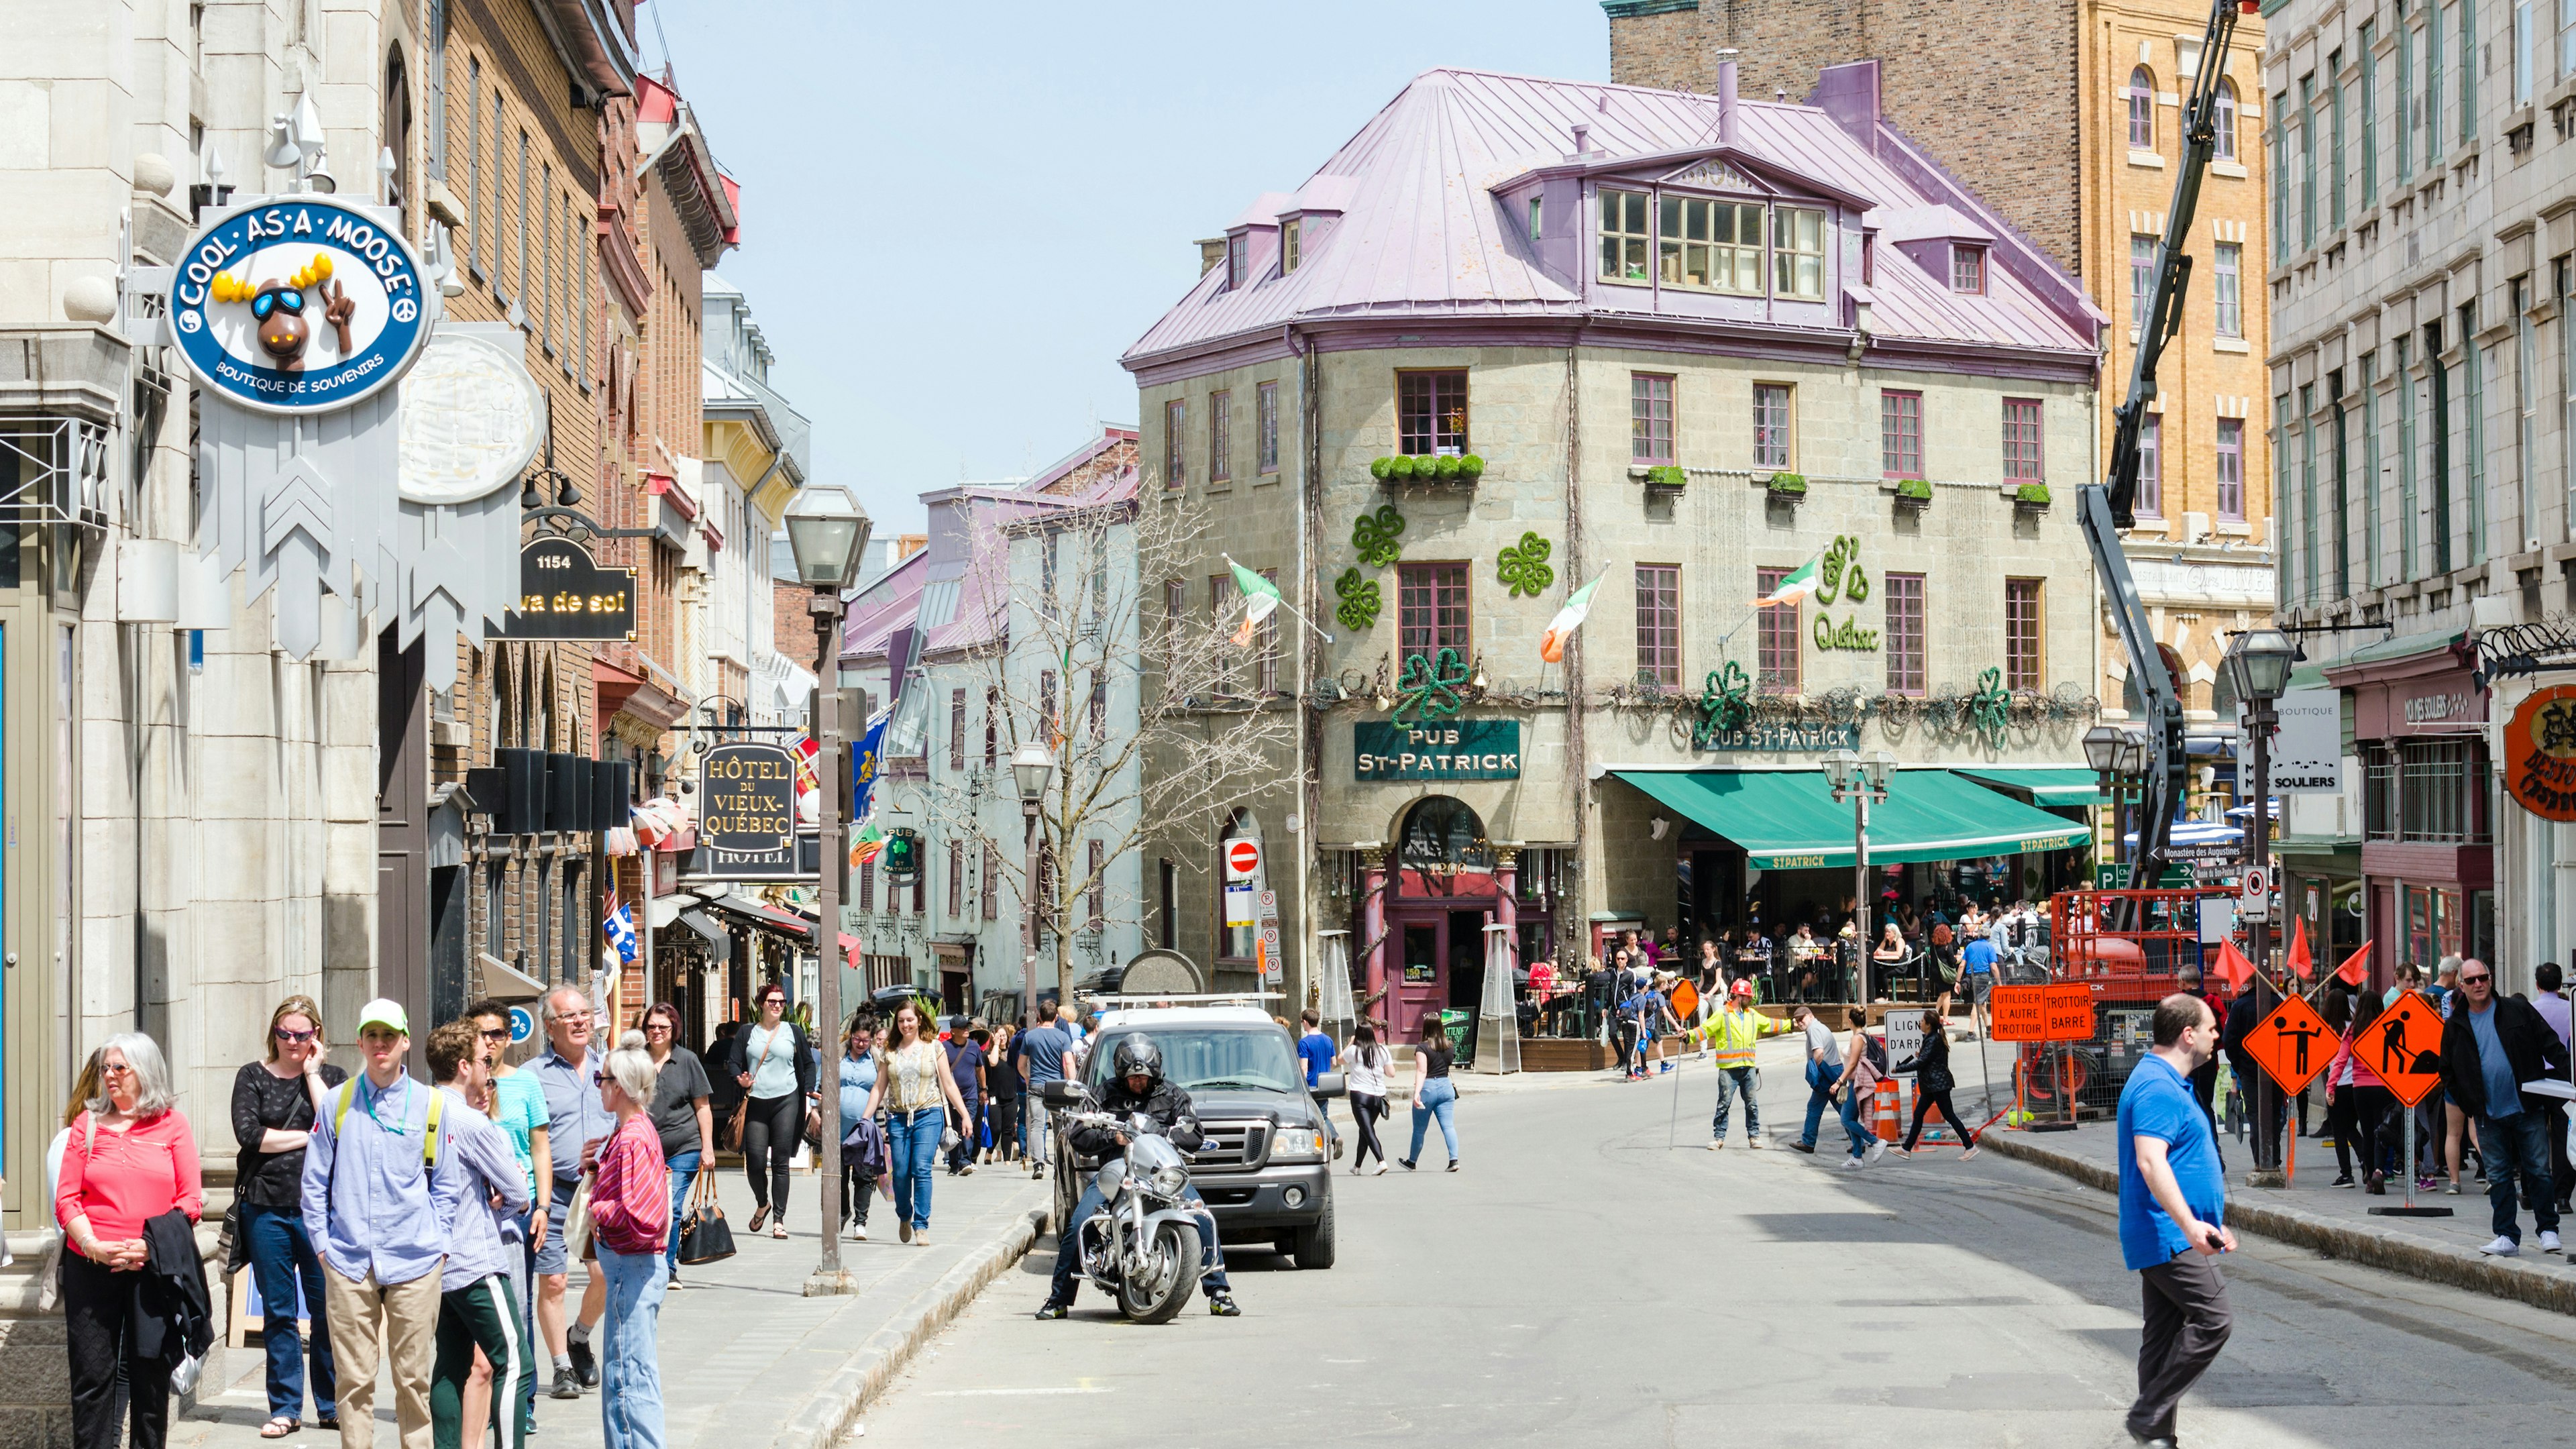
[1060,1108,1208,1324]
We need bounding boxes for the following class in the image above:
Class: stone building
[2261,0,2576,994]
[1605,0,2279,817]
[1124,64,2113,1028]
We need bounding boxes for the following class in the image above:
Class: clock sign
[168,198,430,415]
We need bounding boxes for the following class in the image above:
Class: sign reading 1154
[497,537,639,641]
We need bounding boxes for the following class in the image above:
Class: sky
[650,0,1609,537]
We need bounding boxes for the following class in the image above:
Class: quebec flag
[604,900,640,964]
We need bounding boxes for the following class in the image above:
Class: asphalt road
[859,1053,2576,1447]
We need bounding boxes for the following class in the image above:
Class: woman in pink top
[591,1032,671,1449]
[56,1032,203,1449]
[2324,990,2398,1194]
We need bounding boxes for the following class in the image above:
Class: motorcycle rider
[1034,1035,1241,1320]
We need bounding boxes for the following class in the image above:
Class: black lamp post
[782,482,872,1292]
[1011,741,1057,1018]
[2222,626,2297,1185]
[1824,748,1896,1002]
[2083,724,2124,875]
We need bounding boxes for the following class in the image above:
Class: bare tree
[905,485,1298,1004]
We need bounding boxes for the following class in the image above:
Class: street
[861,1059,2576,1447]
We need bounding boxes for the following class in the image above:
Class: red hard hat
[1731,979,1755,998]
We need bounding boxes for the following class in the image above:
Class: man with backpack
[302,1001,469,1449]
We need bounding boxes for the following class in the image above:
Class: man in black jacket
[1035,1035,1238,1319]
[2438,959,2572,1256]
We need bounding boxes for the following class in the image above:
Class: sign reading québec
[699,743,800,880]
[1354,721,1521,780]
[170,198,429,415]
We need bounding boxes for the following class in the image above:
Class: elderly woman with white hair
[589,1032,672,1449]
[55,1032,203,1449]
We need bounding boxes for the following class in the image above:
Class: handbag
[676,1171,736,1265]
[726,1026,788,1151]
[564,1171,596,1263]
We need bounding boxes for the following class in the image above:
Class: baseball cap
[358,998,410,1035]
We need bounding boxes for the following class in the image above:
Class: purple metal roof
[1124,67,2099,370]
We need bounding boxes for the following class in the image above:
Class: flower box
[2008,482,2051,508]
[1763,472,1807,498]
[1371,453,1484,484]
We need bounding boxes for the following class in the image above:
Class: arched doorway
[1387,796,1496,1040]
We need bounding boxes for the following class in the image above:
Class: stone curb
[775,1206,1048,1449]
[1982,1131,2576,1317]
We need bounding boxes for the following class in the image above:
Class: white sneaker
[1747,1136,1768,1150]
[1864,1140,1887,1165]
[2480,1235,2521,1256]
[850,1225,867,1242]
[2542,1230,2564,1254]
[1835,1155,1863,1170]
[1707,1140,1725,1151]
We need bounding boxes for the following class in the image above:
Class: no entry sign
[1224,839,1262,880]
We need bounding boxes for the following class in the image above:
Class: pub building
[1126,62,2118,1044]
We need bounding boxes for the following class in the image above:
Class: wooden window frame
[1630,373,1675,465]
[1598,186,1651,283]
[1395,370,1469,455]
[1208,389,1232,484]
[1256,380,1279,474]
[947,688,966,771]
[1884,572,1926,696]
[1633,564,1680,690]
[1395,561,1471,659]
[2002,398,2044,482]
[1770,205,1825,300]
[2004,578,2045,690]
[2216,417,2246,520]
[1880,390,1923,479]
[1754,383,1795,470]
[2128,66,2156,150]
[981,843,1000,922]
[1163,397,1185,488]
[1950,244,1985,295]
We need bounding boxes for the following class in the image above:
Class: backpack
[1861,1032,1890,1076]
[331,1079,445,1167]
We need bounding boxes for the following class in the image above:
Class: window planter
[1762,472,1807,498]
[2006,482,2051,509]
[1884,477,1933,505]
[1371,453,1483,485]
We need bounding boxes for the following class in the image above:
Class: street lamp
[2221,626,2296,1187]
[781,483,872,1295]
[2083,724,2125,873]
[1825,749,1898,1003]
[1011,741,1057,1019]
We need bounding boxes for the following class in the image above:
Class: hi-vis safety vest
[332,1078,444,1167]
[1693,1007,1790,1068]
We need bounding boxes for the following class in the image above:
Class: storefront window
[2404,885,2464,969]
[2397,740,2487,842]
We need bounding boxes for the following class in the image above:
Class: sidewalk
[1955,1033,2576,1318]
[174,1163,1046,1449]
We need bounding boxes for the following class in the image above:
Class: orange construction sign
[2243,996,2334,1095]
[2363,994,2449,1107]
[1990,985,2046,1042]
[2041,983,2094,1042]
[1668,979,1700,1022]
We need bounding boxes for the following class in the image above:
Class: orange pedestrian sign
[2041,983,2094,1042]
[1990,985,2045,1042]
[2364,994,2449,1107]
[2244,996,2334,1095]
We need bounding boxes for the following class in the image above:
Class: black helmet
[1111,1034,1163,1087]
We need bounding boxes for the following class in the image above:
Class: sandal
[747,1204,770,1234]
[770,1222,789,1239]
[261,1418,301,1440]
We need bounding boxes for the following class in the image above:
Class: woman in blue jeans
[862,1000,971,1244]
[639,1003,714,1285]
[1400,1016,1460,1171]
[229,996,346,1438]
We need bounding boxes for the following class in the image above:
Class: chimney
[1717,49,1739,148]
[1570,121,1591,158]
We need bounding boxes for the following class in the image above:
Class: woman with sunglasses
[733,983,815,1239]
[639,1003,714,1285]
[229,996,346,1439]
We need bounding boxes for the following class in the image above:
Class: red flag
[2286,915,2314,980]
[2213,938,2255,991]
[2334,943,2371,987]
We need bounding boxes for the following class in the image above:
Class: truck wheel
[1291,1195,1337,1270]
[1272,1230,1297,1256]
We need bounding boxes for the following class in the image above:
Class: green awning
[1611,768,2092,870]
[1953,765,2108,807]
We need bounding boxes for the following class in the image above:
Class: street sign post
[2243,996,2333,1095]
[2238,865,2270,924]
[2362,992,2454,1218]
[1225,839,1261,880]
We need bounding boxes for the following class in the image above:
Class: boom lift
[2083,0,2259,887]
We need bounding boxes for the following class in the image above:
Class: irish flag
[1754,557,1821,608]
[1539,575,1603,663]
[1226,557,1281,646]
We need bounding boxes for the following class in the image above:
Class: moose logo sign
[168,197,429,414]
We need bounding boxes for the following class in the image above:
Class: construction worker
[1694,979,1792,1148]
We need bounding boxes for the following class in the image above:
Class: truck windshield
[1086,1027,1301,1094]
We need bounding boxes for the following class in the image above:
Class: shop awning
[1610,768,2092,870]
[682,892,859,956]
[1953,765,2108,808]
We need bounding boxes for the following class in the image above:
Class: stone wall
[1605,0,2086,277]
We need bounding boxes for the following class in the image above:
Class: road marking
[924,1387,1114,1397]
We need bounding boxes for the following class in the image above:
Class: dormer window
[1600,189,1650,282]
[1283,218,1301,274]
[1663,196,1766,295]
[1771,207,1826,299]
[1226,234,1248,289]
[1950,244,1986,295]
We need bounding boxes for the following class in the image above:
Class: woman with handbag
[230,996,345,1438]
[639,1004,714,1285]
[835,1015,882,1240]
[731,985,814,1240]
[861,1001,971,1247]
[58,1033,203,1449]
[589,1034,671,1449]
[1890,1008,1982,1159]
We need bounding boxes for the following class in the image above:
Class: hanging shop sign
[1354,720,1522,781]
[2240,686,2343,794]
[698,742,801,879]
[496,537,637,641]
[1695,721,1860,753]
[170,197,430,414]
[2503,685,2576,822]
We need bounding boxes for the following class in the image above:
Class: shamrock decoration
[1496,531,1555,598]
[1334,568,1382,631]
[1351,504,1406,568]
[1698,660,1753,737]
[1817,535,1870,606]
[1391,647,1470,727]
[1966,665,2011,750]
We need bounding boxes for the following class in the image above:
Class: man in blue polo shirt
[2116,992,2235,1449]
[1297,1010,1341,1157]
[1957,931,2000,1036]
[1011,1001,1075,1179]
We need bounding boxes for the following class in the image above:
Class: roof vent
[1717,48,1739,147]
[1570,122,1592,158]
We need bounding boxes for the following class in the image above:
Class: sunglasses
[2462,974,2492,985]
[479,1027,511,1042]
[274,1027,318,1044]
[644,1022,674,1033]
[103,1063,136,1077]
[250,288,306,320]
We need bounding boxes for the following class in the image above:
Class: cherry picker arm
[2082,0,2257,887]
